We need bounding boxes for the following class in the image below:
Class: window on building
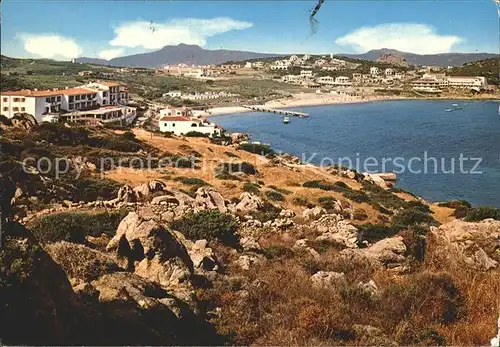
[69,96,74,102]
[21,107,25,111]
[69,104,74,110]
[172,123,175,127]
[57,96,61,102]
[13,107,19,111]
[75,95,80,100]
[103,92,108,97]
[13,98,19,102]
[45,107,49,113]
[3,107,8,111]
[50,97,55,102]
[2,98,7,102]
[20,98,25,102]
[46,98,50,102]
[191,123,198,127]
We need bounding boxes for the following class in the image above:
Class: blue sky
[1,0,498,60]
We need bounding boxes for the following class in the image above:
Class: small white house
[370,67,380,76]
[158,116,223,137]
[300,70,313,78]
[164,91,182,98]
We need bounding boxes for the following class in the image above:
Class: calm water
[212,100,500,207]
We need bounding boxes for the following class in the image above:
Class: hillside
[344,49,497,67]
[448,57,499,85]
[77,44,284,68]
[1,120,499,345]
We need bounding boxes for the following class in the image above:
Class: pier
[242,105,309,117]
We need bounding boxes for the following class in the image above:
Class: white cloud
[18,33,82,58]
[109,17,253,49]
[335,23,464,54]
[98,48,124,60]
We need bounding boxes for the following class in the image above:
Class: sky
[1,0,498,60]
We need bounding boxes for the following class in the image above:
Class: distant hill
[448,57,499,85]
[343,49,498,67]
[76,44,284,68]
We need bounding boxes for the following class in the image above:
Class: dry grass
[45,241,121,282]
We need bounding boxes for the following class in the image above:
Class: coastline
[207,93,499,116]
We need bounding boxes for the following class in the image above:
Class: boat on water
[283,116,290,124]
[445,108,453,112]
[452,103,459,107]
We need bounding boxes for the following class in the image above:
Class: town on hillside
[0,52,497,134]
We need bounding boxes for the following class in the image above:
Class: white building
[281,75,303,84]
[82,81,125,106]
[385,68,394,76]
[370,67,380,76]
[158,116,223,137]
[394,72,405,80]
[334,76,352,86]
[300,70,313,78]
[270,60,291,70]
[314,59,327,66]
[302,54,311,61]
[164,91,183,98]
[447,76,487,90]
[316,76,335,85]
[159,107,191,118]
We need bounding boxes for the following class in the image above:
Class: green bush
[239,143,275,157]
[267,185,292,195]
[437,200,472,209]
[248,201,281,223]
[214,171,241,181]
[265,190,285,201]
[318,196,336,210]
[31,210,130,244]
[217,162,257,175]
[72,178,122,202]
[185,131,209,138]
[224,151,240,158]
[171,210,239,246]
[293,196,311,207]
[343,190,370,203]
[464,206,500,222]
[174,177,209,186]
[357,224,398,244]
[262,245,295,260]
[243,182,260,194]
[392,207,438,230]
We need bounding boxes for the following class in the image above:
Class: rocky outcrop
[194,187,228,213]
[133,180,167,200]
[310,271,346,288]
[313,214,359,249]
[106,212,194,287]
[302,206,327,221]
[363,173,397,189]
[429,219,500,271]
[232,192,264,214]
[230,132,249,144]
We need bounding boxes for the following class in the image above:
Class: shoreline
[207,94,499,116]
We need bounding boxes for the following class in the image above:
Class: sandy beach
[206,93,399,116]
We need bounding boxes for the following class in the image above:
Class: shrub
[353,208,369,221]
[357,224,398,245]
[464,206,500,221]
[215,171,241,181]
[72,178,122,202]
[30,209,130,244]
[185,131,209,137]
[217,162,257,175]
[293,196,311,207]
[248,201,281,222]
[174,177,209,186]
[243,182,260,194]
[267,185,292,195]
[224,151,239,158]
[318,196,336,210]
[262,245,295,260]
[239,143,275,157]
[438,200,472,209]
[343,190,370,204]
[392,207,438,230]
[265,190,285,201]
[171,210,239,246]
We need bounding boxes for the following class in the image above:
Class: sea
[211,100,500,207]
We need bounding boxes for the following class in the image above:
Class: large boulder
[302,206,327,221]
[310,271,346,288]
[116,184,137,203]
[364,236,407,266]
[428,219,500,271]
[313,214,359,249]
[106,212,194,287]
[133,180,167,200]
[194,187,228,213]
[232,192,264,214]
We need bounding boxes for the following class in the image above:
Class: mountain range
[75,44,497,68]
